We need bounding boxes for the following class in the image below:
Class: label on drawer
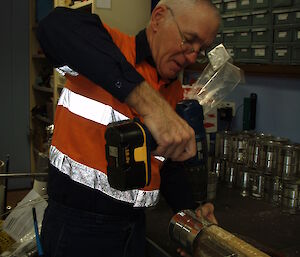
[278,13,288,21]
[257,32,264,36]
[241,16,248,20]
[241,0,250,5]
[297,12,300,19]
[298,31,300,39]
[241,49,248,52]
[256,0,264,3]
[241,32,248,36]
[255,49,265,57]
[256,14,265,19]
[276,49,287,57]
[227,17,235,22]
[227,2,237,9]
[278,31,288,38]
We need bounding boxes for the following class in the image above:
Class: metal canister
[169,210,236,257]
[225,162,237,188]
[247,133,270,170]
[217,131,233,161]
[281,180,299,214]
[237,168,251,197]
[207,171,218,201]
[264,176,282,205]
[281,144,299,180]
[232,132,251,164]
[263,137,289,176]
[251,171,264,199]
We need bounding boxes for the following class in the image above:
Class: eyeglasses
[166,6,206,60]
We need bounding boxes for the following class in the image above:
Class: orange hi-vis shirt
[49,24,183,207]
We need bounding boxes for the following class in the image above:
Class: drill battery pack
[105,119,152,191]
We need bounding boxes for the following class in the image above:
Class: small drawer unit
[253,0,269,9]
[236,45,252,60]
[237,12,252,26]
[213,0,224,13]
[224,0,238,12]
[294,28,300,42]
[251,44,271,63]
[274,28,292,43]
[236,28,252,43]
[223,14,238,27]
[273,45,291,63]
[272,0,292,8]
[252,10,271,25]
[238,0,252,10]
[291,45,300,64]
[252,27,271,42]
[273,11,293,25]
[223,29,237,43]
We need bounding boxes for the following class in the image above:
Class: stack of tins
[214,131,300,214]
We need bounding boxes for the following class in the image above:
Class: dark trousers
[41,199,146,257]
[42,165,146,257]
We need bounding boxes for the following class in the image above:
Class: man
[37,0,220,256]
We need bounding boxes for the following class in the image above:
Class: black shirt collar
[135,29,156,67]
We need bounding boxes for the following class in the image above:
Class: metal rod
[0,173,48,178]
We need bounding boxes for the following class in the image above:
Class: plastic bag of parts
[185,44,244,114]
[0,189,47,257]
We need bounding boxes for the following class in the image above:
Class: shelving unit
[29,0,94,172]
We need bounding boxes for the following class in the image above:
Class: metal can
[251,172,264,199]
[281,144,299,180]
[225,162,237,188]
[281,180,299,214]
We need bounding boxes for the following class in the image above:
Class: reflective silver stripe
[49,145,160,207]
[58,88,129,125]
[56,66,79,76]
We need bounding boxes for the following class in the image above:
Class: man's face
[150,4,220,80]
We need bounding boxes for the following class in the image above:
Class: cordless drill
[105,99,208,202]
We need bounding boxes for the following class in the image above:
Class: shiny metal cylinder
[217,131,234,161]
[214,159,227,182]
[237,169,251,197]
[263,137,289,176]
[281,144,299,180]
[264,175,282,205]
[169,210,236,257]
[231,132,251,164]
[207,172,218,201]
[247,133,271,170]
[225,162,237,188]
[251,172,264,199]
[281,180,299,214]
[0,160,5,216]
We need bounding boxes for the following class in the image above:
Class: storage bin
[273,10,294,25]
[253,0,269,9]
[238,0,252,10]
[252,27,271,42]
[291,46,300,63]
[272,0,292,8]
[294,10,300,23]
[224,0,238,12]
[223,29,236,43]
[294,28,300,42]
[223,14,238,27]
[274,28,292,43]
[214,33,224,45]
[237,12,252,26]
[236,45,252,59]
[236,29,252,42]
[251,44,271,62]
[213,0,224,13]
[252,10,270,25]
[273,45,291,63]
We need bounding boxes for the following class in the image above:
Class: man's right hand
[125,81,196,161]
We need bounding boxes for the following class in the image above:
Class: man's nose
[184,51,198,64]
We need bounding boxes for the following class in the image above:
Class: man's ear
[150,5,168,32]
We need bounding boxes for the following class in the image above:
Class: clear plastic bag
[185,44,244,114]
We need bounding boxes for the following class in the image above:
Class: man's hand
[177,203,218,257]
[125,81,196,161]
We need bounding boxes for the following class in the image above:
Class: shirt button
[115,81,122,88]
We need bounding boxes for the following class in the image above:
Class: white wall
[94,0,151,35]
